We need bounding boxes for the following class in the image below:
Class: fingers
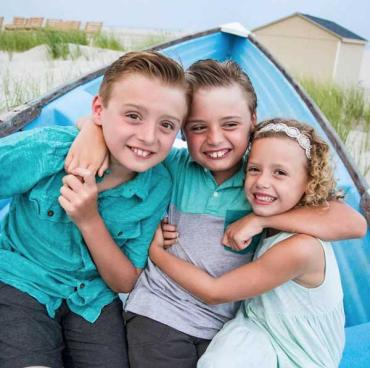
[163,238,177,249]
[64,153,73,172]
[58,194,73,212]
[161,223,177,232]
[62,174,84,192]
[98,155,110,177]
[60,184,79,202]
[70,168,96,189]
[222,232,251,251]
[153,225,165,244]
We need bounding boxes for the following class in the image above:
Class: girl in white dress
[149,118,346,367]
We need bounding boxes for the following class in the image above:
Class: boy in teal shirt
[0,51,189,368]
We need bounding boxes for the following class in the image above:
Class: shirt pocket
[28,172,72,224]
[104,220,141,248]
[29,192,72,224]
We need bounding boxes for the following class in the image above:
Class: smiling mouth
[204,149,231,159]
[253,193,277,204]
[128,146,154,158]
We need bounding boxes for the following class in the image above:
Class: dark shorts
[0,281,129,368]
[124,311,211,368]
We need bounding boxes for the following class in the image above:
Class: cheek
[186,135,202,155]
[160,132,177,153]
[244,177,253,198]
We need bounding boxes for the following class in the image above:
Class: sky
[1,0,369,42]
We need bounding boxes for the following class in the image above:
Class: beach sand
[0,44,123,114]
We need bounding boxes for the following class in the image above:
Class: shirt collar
[189,156,247,189]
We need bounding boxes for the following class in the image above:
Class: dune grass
[92,32,123,51]
[0,29,124,59]
[299,78,370,178]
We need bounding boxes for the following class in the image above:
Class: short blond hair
[253,118,341,207]
[99,51,191,108]
[185,59,257,116]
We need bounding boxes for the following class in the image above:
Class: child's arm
[58,168,141,293]
[64,117,108,177]
[223,201,367,250]
[150,227,322,304]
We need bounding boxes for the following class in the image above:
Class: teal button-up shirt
[0,126,171,322]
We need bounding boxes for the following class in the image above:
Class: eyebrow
[187,115,242,123]
[220,116,242,121]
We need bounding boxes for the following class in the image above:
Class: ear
[251,112,257,129]
[92,95,104,126]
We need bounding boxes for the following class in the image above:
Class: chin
[252,207,277,217]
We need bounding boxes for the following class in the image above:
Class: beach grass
[299,78,370,178]
[92,32,124,51]
[0,29,124,59]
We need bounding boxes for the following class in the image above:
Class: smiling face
[93,74,188,177]
[245,137,309,217]
[184,84,256,185]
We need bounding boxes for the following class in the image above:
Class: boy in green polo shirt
[65,59,365,368]
[0,51,189,368]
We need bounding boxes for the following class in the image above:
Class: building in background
[252,13,367,86]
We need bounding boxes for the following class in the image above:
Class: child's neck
[97,161,136,192]
[211,161,243,185]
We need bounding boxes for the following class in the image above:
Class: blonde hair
[185,59,257,116]
[99,51,191,109]
[253,118,341,207]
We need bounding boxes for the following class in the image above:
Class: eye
[223,121,239,129]
[274,169,287,176]
[189,124,206,133]
[247,166,260,174]
[161,120,176,131]
[125,112,141,121]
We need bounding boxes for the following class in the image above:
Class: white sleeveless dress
[197,232,345,368]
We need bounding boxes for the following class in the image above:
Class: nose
[207,127,223,146]
[137,120,157,146]
[255,171,271,189]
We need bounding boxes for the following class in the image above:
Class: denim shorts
[0,281,129,368]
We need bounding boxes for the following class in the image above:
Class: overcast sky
[1,0,369,41]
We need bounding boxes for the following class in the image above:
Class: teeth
[131,147,151,158]
[255,194,275,202]
[207,149,229,159]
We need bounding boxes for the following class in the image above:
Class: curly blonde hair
[252,118,341,207]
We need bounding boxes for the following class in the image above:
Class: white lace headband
[256,122,312,159]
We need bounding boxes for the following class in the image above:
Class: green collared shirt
[0,126,171,322]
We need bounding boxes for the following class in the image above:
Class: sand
[0,44,123,113]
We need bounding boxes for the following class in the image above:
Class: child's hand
[161,218,179,249]
[223,214,264,251]
[65,116,109,177]
[149,225,167,261]
[58,168,100,228]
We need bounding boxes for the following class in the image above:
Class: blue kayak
[0,24,369,367]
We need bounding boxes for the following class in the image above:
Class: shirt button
[213,192,219,197]
[80,283,85,289]
[117,231,123,236]
[47,210,54,217]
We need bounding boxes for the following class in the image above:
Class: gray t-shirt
[125,149,255,339]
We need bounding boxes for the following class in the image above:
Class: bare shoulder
[271,234,323,265]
